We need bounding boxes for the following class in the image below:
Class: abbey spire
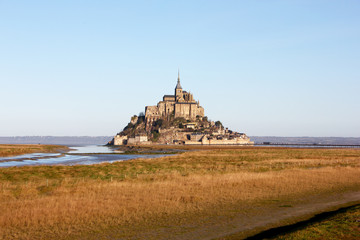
[175,69,182,90]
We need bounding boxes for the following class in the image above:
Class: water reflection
[69,145,123,154]
[0,145,167,168]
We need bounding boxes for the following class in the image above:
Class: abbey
[145,71,204,125]
[110,71,253,146]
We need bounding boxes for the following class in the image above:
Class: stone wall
[157,101,175,117]
[145,106,161,119]
[127,135,148,145]
[163,95,175,102]
[183,135,254,145]
[200,137,253,145]
[196,106,204,118]
[114,135,128,145]
[174,103,203,120]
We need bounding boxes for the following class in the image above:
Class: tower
[175,70,182,99]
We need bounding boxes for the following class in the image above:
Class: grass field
[0,144,69,157]
[0,146,359,239]
[272,205,360,240]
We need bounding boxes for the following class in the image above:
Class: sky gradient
[1,1,359,137]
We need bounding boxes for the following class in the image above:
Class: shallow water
[69,145,123,154]
[0,145,168,167]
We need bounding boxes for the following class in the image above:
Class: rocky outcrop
[110,114,253,145]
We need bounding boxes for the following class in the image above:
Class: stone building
[145,71,204,125]
[109,71,254,146]
[113,135,148,145]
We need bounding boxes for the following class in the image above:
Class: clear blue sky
[1,1,359,137]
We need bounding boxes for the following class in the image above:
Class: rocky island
[109,72,253,145]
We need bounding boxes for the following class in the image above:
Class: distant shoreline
[0,136,359,146]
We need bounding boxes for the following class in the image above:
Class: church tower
[175,70,182,100]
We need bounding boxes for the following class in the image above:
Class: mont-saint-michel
[2,1,359,239]
[110,72,253,146]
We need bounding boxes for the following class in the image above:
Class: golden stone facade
[145,72,204,124]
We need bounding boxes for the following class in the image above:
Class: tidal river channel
[0,145,169,168]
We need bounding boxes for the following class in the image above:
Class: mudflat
[0,146,359,239]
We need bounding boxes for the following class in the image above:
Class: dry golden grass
[0,144,68,157]
[0,147,360,239]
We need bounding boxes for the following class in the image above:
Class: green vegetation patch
[273,205,360,240]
